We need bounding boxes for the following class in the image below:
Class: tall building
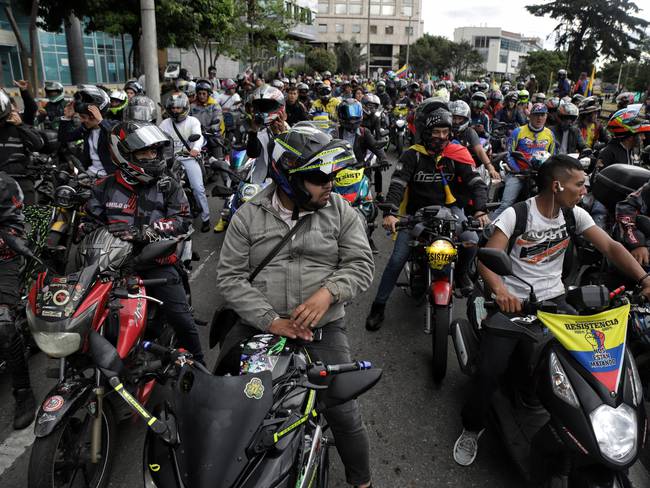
[314,0,423,74]
[453,26,542,77]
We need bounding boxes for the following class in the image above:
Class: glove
[378,159,391,171]
[107,222,158,242]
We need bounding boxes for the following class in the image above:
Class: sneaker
[13,388,36,430]
[201,219,211,233]
[453,428,484,466]
[213,218,228,233]
[365,302,385,331]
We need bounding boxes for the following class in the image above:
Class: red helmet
[607,107,650,138]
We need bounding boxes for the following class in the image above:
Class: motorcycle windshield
[173,367,273,488]
[537,304,629,392]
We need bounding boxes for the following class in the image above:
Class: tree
[407,34,452,76]
[334,37,361,74]
[518,49,567,92]
[526,0,649,77]
[448,41,483,79]
[306,48,337,74]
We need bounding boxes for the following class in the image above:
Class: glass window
[318,23,328,33]
[318,2,329,14]
[382,5,395,15]
[335,3,346,14]
[402,6,412,16]
[500,53,508,64]
[349,4,362,14]
[370,25,377,34]
[405,26,413,36]
[403,0,413,5]
[335,23,344,33]
[352,24,361,33]
[474,36,489,49]
[370,5,380,14]
[385,25,394,34]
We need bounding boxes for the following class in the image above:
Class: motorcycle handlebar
[141,278,170,287]
[306,360,372,381]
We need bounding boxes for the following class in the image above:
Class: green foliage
[526,0,649,76]
[404,34,483,78]
[518,49,567,92]
[448,41,483,79]
[306,48,337,74]
[601,60,650,91]
[334,37,362,74]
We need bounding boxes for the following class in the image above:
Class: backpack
[507,200,577,254]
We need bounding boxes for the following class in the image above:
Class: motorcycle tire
[396,134,404,156]
[431,305,450,383]
[28,401,116,488]
[317,442,330,488]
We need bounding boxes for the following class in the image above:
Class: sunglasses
[302,172,336,186]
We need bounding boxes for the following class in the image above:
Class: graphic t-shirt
[494,197,595,300]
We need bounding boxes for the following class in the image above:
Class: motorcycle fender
[34,380,93,437]
[431,280,452,306]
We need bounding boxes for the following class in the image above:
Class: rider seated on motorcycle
[375,80,393,111]
[37,81,66,129]
[453,154,650,467]
[124,80,144,100]
[82,121,204,363]
[597,107,649,168]
[483,90,503,121]
[408,82,424,105]
[577,96,609,149]
[550,101,587,155]
[361,93,383,138]
[285,86,309,126]
[311,84,341,121]
[59,85,118,179]
[449,100,500,181]
[159,91,212,232]
[365,101,489,331]
[469,92,491,137]
[490,103,557,220]
[0,90,44,205]
[106,89,128,121]
[296,82,312,111]
[0,172,35,429]
[215,125,375,488]
[191,79,224,156]
[495,92,527,131]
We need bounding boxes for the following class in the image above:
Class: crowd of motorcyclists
[1,63,650,487]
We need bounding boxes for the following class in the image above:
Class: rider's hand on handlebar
[495,287,523,314]
[473,211,490,227]
[269,318,313,341]
[631,247,649,266]
[291,288,333,329]
[383,215,399,233]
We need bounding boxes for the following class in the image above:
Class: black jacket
[0,122,44,176]
[384,143,487,216]
[37,99,66,129]
[285,101,308,126]
[0,172,25,261]
[339,127,388,168]
[550,125,587,154]
[598,140,639,167]
[58,119,119,174]
[616,180,650,249]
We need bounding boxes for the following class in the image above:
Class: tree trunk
[28,0,40,95]
[193,43,202,75]
[64,15,88,85]
[121,33,129,80]
[3,5,31,91]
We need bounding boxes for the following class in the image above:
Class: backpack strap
[561,206,577,245]
[507,200,529,255]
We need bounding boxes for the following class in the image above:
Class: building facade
[453,26,542,77]
[314,0,423,74]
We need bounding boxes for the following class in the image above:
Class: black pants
[0,257,31,391]
[140,265,204,363]
[217,319,371,486]
[461,295,574,432]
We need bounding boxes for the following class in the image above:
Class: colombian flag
[395,64,410,79]
[538,304,629,392]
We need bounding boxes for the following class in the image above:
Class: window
[335,23,344,33]
[402,6,412,16]
[405,26,413,36]
[370,5,380,14]
[382,5,395,15]
[473,36,489,48]
[499,53,508,64]
[349,4,362,15]
[370,25,377,34]
[352,24,361,33]
[318,1,329,14]
[500,38,521,52]
[335,3,346,14]
[318,23,328,33]
[385,25,394,35]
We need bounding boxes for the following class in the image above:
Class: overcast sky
[423,0,650,49]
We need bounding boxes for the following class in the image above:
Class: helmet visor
[121,124,170,152]
[124,105,155,122]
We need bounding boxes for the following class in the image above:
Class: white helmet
[448,100,471,132]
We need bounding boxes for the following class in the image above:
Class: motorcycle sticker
[52,290,70,306]
[41,309,63,318]
[42,395,65,412]
[244,377,265,400]
[538,304,629,392]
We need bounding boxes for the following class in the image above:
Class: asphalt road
[1,153,649,488]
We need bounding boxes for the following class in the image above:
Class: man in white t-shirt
[453,154,650,467]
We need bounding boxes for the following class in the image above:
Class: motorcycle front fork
[90,329,106,464]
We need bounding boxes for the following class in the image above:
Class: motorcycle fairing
[431,279,452,306]
[34,379,93,437]
[537,305,629,393]
[116,286,148,358]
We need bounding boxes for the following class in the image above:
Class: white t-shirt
[159,116,204,154]
[217,92,242,112]
[494,197,595,300]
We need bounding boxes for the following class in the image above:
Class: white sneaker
[453,428,485,466]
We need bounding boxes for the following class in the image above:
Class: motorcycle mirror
[477,248,513,276]
[134,239,178,265]
[188,134,201,143]
[89,330,124,378]
[636,215,650,236]
[211,184,235,197]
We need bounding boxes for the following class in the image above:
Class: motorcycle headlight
[589,403,637,464]
[424,239,457,270]
[549,351,580,408]
[396,119,406,128]
[31,331,81,358]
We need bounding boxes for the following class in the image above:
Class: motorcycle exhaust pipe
[90,385,105,464]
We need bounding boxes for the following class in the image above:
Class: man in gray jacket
[216,125,375,488]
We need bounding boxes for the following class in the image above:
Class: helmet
[361,93,380,114]
[195,79,213,94]
[109,121,171,185]
[164,92,190,122]
[297,82,309,92]
[449,100,471,132]
[270,125,355,210]
[44,81,64,103]
[337,98,363,131]
[470,91,487,109]
[0,90,11,121]
[616,92,635,107]
[558,69,567,78]
[478,81,489,93]
[289,77,296,85]
[505,92,518,104]
[578,96,601,115]
[73,85,110,115]
[630,308,650,346]
[489,90,503,103]
[222,78,237,91]
[607,107,650,138]
[124,95,157,123]
[178,68,192,82]
[124,80,144,97]
[397,79,408,90]
[530,150,551,169]
[516,81,525,91]
[414,97,449,135]
[376,80,386,90]
[571,94,585,105]
[558,101,579,120]
[529,74,536,80]
[530,103,548,115]
[249,85,285,125]
[110,90,127,104]
[318,84,332,101]
[323,70,332,79]
[271,79,284,90]
[470,82,481,93]
[409,82,420,92]
[531,92,546,104]
[517,90,530,104]
[179,81,196,98]
[546,96,560,112]
[281,77,290,85]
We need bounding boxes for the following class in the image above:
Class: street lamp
[405,14,412,67]
[366,1,371,78]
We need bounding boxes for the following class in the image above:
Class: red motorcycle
[24,227,190,488]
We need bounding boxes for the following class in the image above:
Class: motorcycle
[390,103,409,156]
[453,248,647,485]
[25,227,192,488]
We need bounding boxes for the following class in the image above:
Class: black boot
[13,388,36,430]
[365,303,385,331]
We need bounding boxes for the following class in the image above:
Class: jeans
[374,206,477,305]
[140,265,204,363]
[179,156,210,222]
[490,173,524,220]
[217,319,371,486]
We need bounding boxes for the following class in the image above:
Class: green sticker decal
[244,377,265,400]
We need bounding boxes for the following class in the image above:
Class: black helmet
[270,125,355,211]
[319,84,332,101]
[195,79,213,94]
[124,95,158,123]
[337,98,363,131]
[297,82,309,93]
[44,81,64,103]
[571,93,585,105]
[414,97,451,141]
[516,81,525,91]
[109,121,171,185]
[165,92,190,122]
[0,90,12,121]
[124,80,144,96]
[397,79,408,90]
[376,80,386,93]
[409,82,420,92]
[73,85,110,115]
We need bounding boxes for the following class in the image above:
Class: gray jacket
[190,100,222,132]
[216,184,374,331]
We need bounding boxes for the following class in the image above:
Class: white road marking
[189,249,218,283]
[0,421,35,476]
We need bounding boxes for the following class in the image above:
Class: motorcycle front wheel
[431,305,450,383]
[28,401,116,488]
[317,443,330,488]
